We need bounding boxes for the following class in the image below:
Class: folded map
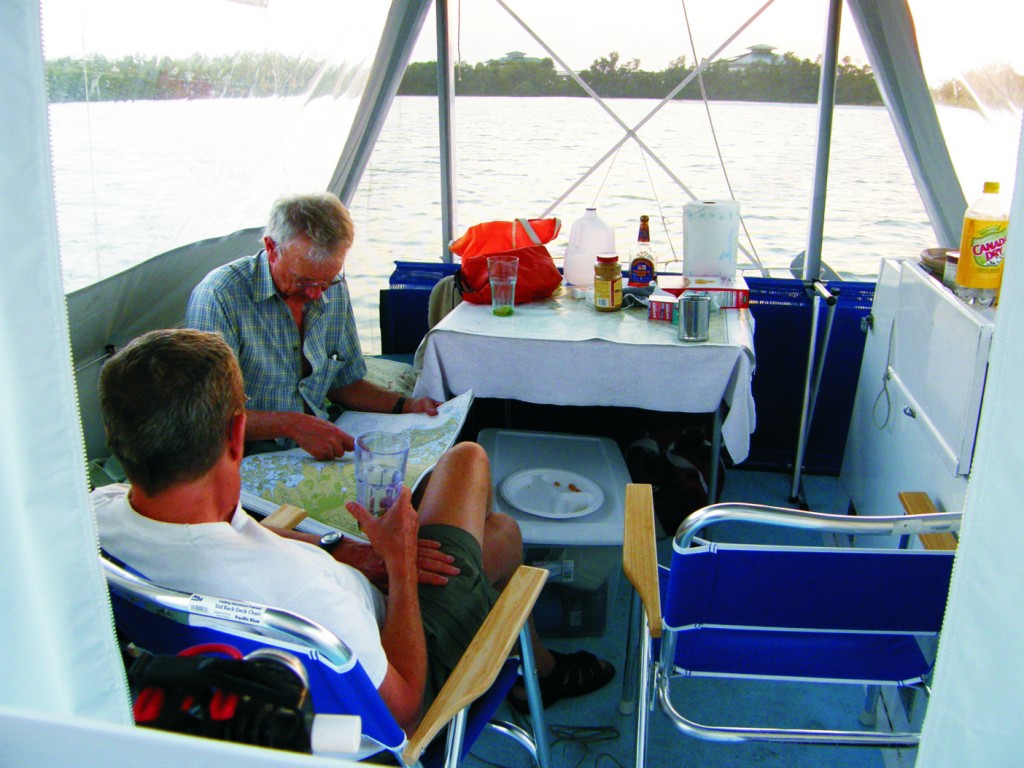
[240,390,473,539]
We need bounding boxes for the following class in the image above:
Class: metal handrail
[655,671,921,747]
[675,502,962,551]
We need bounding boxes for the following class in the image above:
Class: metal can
[678,294,711,342]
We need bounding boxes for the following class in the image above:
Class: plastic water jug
[563,208,615,287]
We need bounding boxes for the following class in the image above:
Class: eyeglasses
[269,239,343,293]
[288,270,343,293]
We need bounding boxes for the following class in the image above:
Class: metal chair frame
[620,485,961,766]
[103,555,551,768]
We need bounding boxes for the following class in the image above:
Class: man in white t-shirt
[93,329,615,731]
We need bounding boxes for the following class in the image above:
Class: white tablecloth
[412,292,757,462]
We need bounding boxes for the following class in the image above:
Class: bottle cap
[597,254,618,263]
[983,181,1000,194]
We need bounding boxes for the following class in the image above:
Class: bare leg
[482,511,524,590]
[417,443,522,586]
[415,442,490,544]
[417,443,555,676]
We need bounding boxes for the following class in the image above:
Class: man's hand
[328,379,441,418]
[331,537,459,588]
[291,414,354,460]
[347,488,420,586]
[243,410,353,459]
[403,396,441,416]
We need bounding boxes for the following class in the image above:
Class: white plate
[499,468,604,519]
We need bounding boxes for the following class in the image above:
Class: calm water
[360,96,936,278]
[51,95,959,351]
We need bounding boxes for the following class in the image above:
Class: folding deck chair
[620,484,961,766]
[102,555,551,768]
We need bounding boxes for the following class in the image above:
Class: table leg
[708,402,723,504]
[618,588,640,714]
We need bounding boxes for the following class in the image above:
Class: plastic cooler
[477,429,630,637]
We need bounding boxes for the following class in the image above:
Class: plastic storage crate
[478,429,630,636]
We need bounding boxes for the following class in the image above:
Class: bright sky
[420,0,868,72]
[419,0,1024,84]
[40,0,1024,86]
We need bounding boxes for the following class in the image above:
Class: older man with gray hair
[186,192,440,461]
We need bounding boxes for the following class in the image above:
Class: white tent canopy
[0,0,357,762]
[3,0,1024,762]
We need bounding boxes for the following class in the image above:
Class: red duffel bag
[450,218,563,305]
[449,217,561,256]
[455,244,563,305]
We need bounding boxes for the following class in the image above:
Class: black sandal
[507,650,615,714]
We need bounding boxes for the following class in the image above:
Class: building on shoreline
[727,44,782,70]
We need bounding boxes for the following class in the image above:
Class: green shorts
[418,523,498,708]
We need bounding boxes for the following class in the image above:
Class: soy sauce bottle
[628,214,656,287]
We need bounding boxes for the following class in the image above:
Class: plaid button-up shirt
[185,251,366,424]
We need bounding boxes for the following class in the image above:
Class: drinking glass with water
[354,431,411,516]
[487,254,518,316]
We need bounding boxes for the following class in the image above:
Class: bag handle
[514,218,543,248]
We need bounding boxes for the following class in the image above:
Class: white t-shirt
[91,484,389,687]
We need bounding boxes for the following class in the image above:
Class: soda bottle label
[957,218,1008,290]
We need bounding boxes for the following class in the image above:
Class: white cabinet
[888,264,994,474]
[841,259,994,534]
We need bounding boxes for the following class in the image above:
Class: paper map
[240,391,473,538]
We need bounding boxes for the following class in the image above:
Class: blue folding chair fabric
[102,555,550,767]
[664,544,954,685]
[620,485,961,764]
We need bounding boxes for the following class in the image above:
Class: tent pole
[436,0,457,262]
[802,0,841,284]
[791,0,842,503]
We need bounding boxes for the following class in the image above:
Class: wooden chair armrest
[899,492,959,550]
[623,484,661,639]
[260,503,308,531]
[402,564,549,765]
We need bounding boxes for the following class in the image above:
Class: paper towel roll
[683,200,740,277]
[311,714,363,755]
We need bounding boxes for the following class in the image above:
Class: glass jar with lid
[594,253,622,312]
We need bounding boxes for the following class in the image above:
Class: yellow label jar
[594,254,622,312]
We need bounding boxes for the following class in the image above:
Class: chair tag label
[188,594,267,625]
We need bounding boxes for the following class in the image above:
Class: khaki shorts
[418,524,498,708]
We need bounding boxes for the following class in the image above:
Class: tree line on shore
[44,50,998,110]
[401,52,883,105]
[45,52,355,102]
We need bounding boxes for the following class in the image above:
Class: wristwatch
[319,531,343,550]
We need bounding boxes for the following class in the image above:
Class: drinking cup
[678,294,711,342]
[487,254,519,316]
[354,431,410,516]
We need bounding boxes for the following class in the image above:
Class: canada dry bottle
[955,181,1010,307]
[628,214,657,287]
